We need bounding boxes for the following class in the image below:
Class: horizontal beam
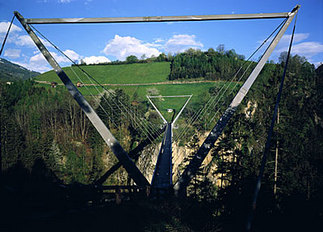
[24,12,289,24]
[147,95,192,98]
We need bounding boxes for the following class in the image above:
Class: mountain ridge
[0,58,40,81]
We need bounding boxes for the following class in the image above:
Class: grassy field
[35,61,240,124]
[36,62,170,84]
[37,81,239,117]
[150,96,192,122]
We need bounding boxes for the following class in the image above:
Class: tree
[168,47,245,81]
[140,54,146,60]
[156,53,167,62]
[216,44,225,54]
[126,55,138,63]
[207,48,216,55]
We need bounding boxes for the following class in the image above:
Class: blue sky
[0,0,322,73]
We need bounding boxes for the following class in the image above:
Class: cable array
[30,24,162,144]
[173,18,287,143]
[70,66,159,143]
[246,14,297,231]
[29,16,287,164]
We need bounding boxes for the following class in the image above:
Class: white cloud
[84,0,93,5]
[278,33,310,46]
[102,35,161,60]
[154,38,164,43]
[0,22,21,34]
[4,49,21,59]
[64,49,81,62]
[258,33,310,47]
[20,49,81,73]
[14,35,53,48]
[267,32,323,66]
[13,60,50,73]
[275,33,323,61]
[58,0,72,3]
[28,53,52,72]
[291,42,323,58]
[0,22,52,50]
[102,34,204,60]
[30,50,81,64]
[15,35,35,47]
[164,34,203,53]
[81,56,110,64]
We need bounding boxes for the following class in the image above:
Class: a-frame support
[12,5,300,196]
[14,11,150,187]
[149,95,192,196]
[174,5,300,196]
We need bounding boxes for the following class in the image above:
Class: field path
[35,80,219,86]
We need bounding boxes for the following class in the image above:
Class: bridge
[2,5,300,230]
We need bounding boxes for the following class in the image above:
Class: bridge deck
[151,123,173,195]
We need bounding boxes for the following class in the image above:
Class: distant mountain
[0,58,40,81]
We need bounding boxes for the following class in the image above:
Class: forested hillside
[0,58,39,81]
[0,50,322,231]
[206,55,323,231]
[169,47,248,81]
[35,48,249,84]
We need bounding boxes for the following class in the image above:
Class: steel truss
[14,5,300,193]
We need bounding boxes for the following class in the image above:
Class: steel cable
[30,24,160,142]
[0,15,15,56]
[246,14,297,232]
[174,18,287,142]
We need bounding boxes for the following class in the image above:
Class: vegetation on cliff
[0,48,322,231]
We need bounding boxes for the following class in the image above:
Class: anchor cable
[0,15,16,56]
[30,24,160,141]
[175,18,287,142]
[246,13,297,232]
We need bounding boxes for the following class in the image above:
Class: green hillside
[150,96,192,122]
[36,62,171,84]
[0,58,39,81]
[35,60,237,120]
[37,81,237,124]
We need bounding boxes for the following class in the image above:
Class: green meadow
[37,81,239,118]
[149,96,191,122]
[36,62,170,84]
[35,62,240,120]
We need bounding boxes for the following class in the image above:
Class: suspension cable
[246,14,297,232]
[174,18,287,142]
[30,24,159,141]
[207,60,255,126]
[0,15,15,56]
[69,66,119,129]
[73,66,156,142]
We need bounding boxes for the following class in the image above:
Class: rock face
[171,143,194,183]
[135,131,219,186]
[102,101,258,187]
[137,145,160,183]
[134,142,191,185]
